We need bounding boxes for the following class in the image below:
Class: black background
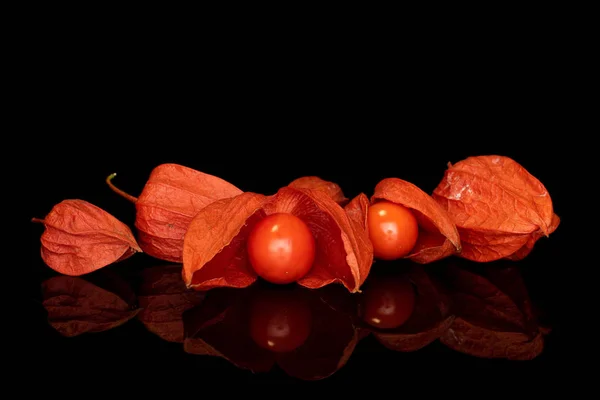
[25,48,571,388]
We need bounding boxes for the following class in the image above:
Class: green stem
[106,173,138,203]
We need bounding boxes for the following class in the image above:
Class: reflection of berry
[249,289,312,353]
[361,275,416,329]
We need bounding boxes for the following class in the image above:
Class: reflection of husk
[183,336,227,358]
[183,283,358,380]
[438,263,548,360]
[375,316,455,352]
[440,318,545,360]
[42,270,140,337]
[360,266,453,352]
[137,264,205,343]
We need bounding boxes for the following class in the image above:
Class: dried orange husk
[432,155,559,261]
[107,164,243,262]
[183,186,373,292]
[371,178,461,263]
[34,199,141,276]
[288,176,348,205]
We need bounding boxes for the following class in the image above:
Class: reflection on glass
[437,263,549,360]
[360,272,416,329]
[357,266,454,352]
[41,269,139,337]
[137,264,205,343]
[183,284,357,380]
[41,258,550,378]
[248,288,312,352]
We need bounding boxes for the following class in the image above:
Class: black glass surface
[28,129,566,387]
